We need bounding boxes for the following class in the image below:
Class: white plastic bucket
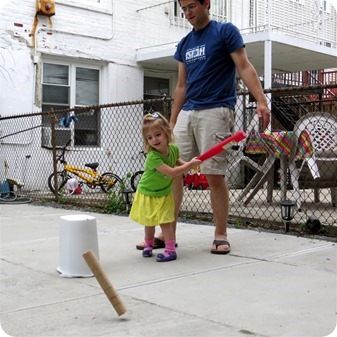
[57,214,99,277]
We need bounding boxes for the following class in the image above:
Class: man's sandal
[136,238,178,250]
[210,240,231,255]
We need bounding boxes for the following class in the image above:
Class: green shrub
[103,191,125,214]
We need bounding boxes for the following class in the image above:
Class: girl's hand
[191,157,202,167]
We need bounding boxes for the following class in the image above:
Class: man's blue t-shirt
[174,21,245,110]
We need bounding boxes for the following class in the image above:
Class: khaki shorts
[174,107,235,175]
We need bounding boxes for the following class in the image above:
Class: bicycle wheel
[48,171,71,194]
[131,170,144,191]
[100,172,123,193]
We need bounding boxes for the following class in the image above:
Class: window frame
[41,59,102,148]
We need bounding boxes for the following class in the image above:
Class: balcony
[135,0,337,75]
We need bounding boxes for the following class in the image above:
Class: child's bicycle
[48,140,123,194]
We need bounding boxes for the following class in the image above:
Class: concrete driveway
[1,203,336,337]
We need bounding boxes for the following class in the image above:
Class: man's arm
[231,47,270,131]
[170,62,188,129]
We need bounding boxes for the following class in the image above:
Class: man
[137,0,270,254]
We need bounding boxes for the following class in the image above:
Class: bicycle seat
[85,162,99,170]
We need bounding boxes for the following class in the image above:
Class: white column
[264,39,272,131]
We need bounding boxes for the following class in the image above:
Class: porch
[135,0,337,81]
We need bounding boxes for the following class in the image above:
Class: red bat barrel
[198,130,246,162]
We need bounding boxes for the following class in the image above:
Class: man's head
[178,0,210,10]
[178,0,210,30]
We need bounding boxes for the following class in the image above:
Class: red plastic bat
[197,130,246,162]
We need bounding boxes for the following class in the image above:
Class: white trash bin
[57,214,99,277]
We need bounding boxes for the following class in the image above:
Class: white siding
[0,0,146,117]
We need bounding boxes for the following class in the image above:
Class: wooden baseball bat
[82,250,127,316]
[197,130,246,162]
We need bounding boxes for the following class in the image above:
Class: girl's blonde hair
[142,112,174,152]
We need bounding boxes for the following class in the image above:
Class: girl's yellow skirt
[129,190,175,227]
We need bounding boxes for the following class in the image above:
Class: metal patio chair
[236,131,276,205]
[288,112,337,210]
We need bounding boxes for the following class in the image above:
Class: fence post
[162,95,171,119]
[51,111,59,202]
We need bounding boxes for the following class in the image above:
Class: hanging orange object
[36,0,55,17]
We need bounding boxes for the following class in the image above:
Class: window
[42,62,100,147]
[211,0,227,22]
[174,0,227,22]
[323,0,331,13]
[174,0,184,18]
[144,77,170,99]
[144,77,171,117]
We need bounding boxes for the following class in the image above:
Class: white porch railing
[136,0,337,54]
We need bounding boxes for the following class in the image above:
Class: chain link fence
[1,85,336,232]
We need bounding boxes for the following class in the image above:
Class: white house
[0,0,336,187]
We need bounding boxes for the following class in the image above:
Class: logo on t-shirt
[185,45,206,64]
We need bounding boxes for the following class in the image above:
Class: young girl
[129,112,201,262]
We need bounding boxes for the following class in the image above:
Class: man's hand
[169,120,176,131]
[256,102,270,131]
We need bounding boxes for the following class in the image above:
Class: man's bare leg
[206,174,230,253]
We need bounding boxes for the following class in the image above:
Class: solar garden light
[280,200,296,233]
